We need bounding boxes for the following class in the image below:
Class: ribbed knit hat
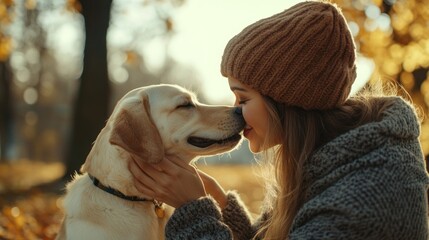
[221,1,357,110]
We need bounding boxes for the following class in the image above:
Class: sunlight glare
[170,0,304,104]
[351,57,375,95]
[140,38,167,74]
[23,88,38,105]
[170,0,372,104]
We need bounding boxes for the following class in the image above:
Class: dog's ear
[109,94,164,163]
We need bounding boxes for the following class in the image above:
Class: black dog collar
[88,174,149,202]
[88,174,166,218]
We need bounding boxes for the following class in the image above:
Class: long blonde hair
[254,85,411,239]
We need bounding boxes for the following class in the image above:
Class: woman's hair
[254,83,414,239]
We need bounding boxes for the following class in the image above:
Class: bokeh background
[0,0,428,239]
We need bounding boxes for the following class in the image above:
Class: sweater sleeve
[221,191,256,240]
[165,192,267,240]
[165,196,233,240]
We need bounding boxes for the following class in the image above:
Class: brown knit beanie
[221,1,356,110]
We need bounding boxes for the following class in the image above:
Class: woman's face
[228,77,271,153]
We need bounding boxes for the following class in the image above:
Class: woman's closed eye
[238,99,248,105]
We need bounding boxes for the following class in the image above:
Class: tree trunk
[63,0,113,180]
[0,61,12,162]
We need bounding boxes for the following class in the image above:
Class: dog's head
[84,84,245,172]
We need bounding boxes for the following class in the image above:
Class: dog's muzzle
[187,107,246,148]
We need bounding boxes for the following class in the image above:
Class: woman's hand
[128,156,206,208]
[197,170,228,210]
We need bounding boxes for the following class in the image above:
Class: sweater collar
[303,97,420,193]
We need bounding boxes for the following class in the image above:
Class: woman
[129,1,429,239]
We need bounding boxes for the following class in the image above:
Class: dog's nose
[234,107,242,115]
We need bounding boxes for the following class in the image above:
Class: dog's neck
[88,174,149,202]
[83,132,198,200]
[82,132,146,198]
[87,174,166,218]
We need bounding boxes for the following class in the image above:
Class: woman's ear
[109,94,164,163]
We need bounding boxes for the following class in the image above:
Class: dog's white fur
[56,84,245,240]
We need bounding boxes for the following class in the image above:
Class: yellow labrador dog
[56,84,245,240]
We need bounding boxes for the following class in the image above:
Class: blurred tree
[63,0,112,181]
[0,0,13,161]
[0,61,12,162]
[4,0,59,163]
[334,0,429,158]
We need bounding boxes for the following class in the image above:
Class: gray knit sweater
[165,97,429,240]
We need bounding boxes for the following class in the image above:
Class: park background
[0,0,428,239]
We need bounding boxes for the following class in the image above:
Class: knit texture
[164,196,232,239]
[221,1,356,109]
[165,97,429,239]
[290,96,429,239]
[221,191,255,240]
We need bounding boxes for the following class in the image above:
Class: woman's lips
[243,126,252,138]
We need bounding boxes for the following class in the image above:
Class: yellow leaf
[25,0,36,10]
[66,0,82,13]
[125,51,138,65]
[0,37,12,61]
[166,18,173,32]
[371,0,383,7]
[400,71,415,91]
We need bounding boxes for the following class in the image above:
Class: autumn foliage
[0,192,62,240]
[335,0,429,155]
[1,0,429,239]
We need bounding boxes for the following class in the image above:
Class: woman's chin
[248,140,280,153]
[248,141,262,153]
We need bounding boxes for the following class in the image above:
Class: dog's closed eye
[176,100,195,109]
[177,103,195,109]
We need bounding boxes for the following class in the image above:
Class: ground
[0,160,264,240]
